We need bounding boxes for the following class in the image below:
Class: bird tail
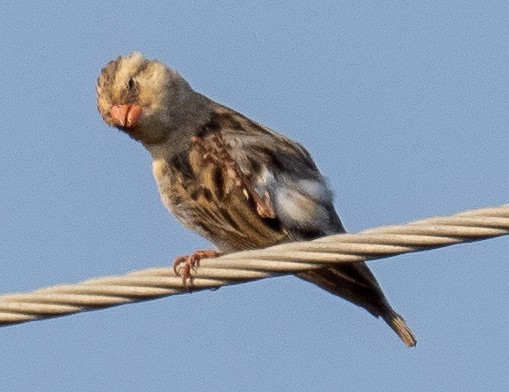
[381,309,416,347]
[298,263,416,347]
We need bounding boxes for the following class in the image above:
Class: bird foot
[173,249,222,286]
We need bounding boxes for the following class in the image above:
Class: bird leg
[173,249,223,286]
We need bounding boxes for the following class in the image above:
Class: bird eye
[127,78,135,90]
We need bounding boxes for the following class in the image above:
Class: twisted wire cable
[1,203,507,326]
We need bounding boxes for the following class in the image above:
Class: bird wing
[207,105,345,241]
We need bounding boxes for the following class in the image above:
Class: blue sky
[0,2,508,391]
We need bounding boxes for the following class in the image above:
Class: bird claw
[173,249,222,287]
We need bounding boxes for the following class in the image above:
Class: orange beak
[110,104,142,128]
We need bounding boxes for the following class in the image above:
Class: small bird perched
[96,52,416,347]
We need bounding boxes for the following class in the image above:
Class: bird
[96,52,416,347]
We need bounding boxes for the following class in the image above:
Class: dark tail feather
[298,263,416,347]
[381,308,416,347]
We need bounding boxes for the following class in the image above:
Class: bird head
[96,52,196,145]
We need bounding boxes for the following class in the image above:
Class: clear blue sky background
[0,2,507,391]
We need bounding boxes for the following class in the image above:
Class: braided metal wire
[1,204,507,326]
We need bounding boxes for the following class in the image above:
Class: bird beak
[110,104,142,128]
